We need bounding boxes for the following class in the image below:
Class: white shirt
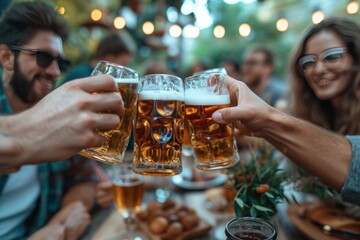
[0,165,40,239]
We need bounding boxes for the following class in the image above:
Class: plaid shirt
[0,77,99,237]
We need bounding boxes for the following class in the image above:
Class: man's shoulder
[59,64,93,86]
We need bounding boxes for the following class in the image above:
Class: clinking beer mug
[184,72,240,170]
[132,74,185,176]
[80,61,139,165]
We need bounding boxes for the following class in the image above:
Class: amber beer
[80,77,138,164]
[112,177,144,212]
[133,90,184,176]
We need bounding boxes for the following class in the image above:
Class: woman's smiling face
[302,30,354,101]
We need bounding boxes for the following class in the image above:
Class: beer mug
[193,67,227,76]
[133,74,185,176]
[182,68,228,157]
[80,61,139,165]
[184,73,239,170]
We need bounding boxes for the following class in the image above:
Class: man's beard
[9,59,53,104]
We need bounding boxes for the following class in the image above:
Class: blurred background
[2,0,359,81]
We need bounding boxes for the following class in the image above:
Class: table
[80,152,327,240]
[81,189,309,240]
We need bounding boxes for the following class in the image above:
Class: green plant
[229,141,334,220]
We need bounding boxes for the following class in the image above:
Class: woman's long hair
[290,17,360,134]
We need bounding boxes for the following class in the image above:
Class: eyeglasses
[298,47,347,73]
[9,45,70,72]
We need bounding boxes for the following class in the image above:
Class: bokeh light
[213,25,225,38]
[312,10,324,24]
[276,18,289,32]
[142,21,155,35]
[114,16,126,30]
[169,24,182,38]
[91,9,102,21]
[239,23,251,37]
[347,1,359,14]
[57,6,65,15]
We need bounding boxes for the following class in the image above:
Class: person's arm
[0,75,123,170]
[212,76,351,191]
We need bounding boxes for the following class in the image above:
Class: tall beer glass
[80,61,139,165]
[184,73,239,170]
[133,74,185,176]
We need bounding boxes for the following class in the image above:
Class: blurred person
[0,76,123,171]
[241,46,286,107]
[0,2,104,239]
[59,32,134,85]
[188,59,212,76]
[290,17,360,213]
[220,58,241,79]
[212,76,359,205]
[144,61,171,75]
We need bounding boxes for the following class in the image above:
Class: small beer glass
[108,163,148,240]
[133,74,185,176]
[80,61,139,165]
[184,73,239,170]
[225,217,277,240]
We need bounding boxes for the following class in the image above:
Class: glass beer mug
[132,74,185,176]
[80,61,139,165]
[184,72,239,170]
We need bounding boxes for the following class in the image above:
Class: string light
[276,18,288,32]
[142,21,155,35]
[114,16,126,29]
[183,25,199,38]
[213,25,225,38]
[169,24,182,38]
[91,9,102,21]
[57,6,65,15]
[239,23,251,37]
[347,1,359,14]
[312,10,324,24]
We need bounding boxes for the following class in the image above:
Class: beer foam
[185,91,230,105]
[139,90,184,101]
[114,78,139,84]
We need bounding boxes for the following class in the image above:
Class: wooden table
[81,190,312,240]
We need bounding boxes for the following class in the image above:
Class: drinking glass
[193,67,227,76]
[132,74,185,176]
[225,217,277,240]
[184,72,239,170]
[80,61,139,165]
[108,163,148,240]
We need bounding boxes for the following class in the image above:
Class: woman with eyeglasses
[291,17,360,135]
[290,17,360,214]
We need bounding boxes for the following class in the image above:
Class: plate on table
[287,202,360,240]
[172,170,227,190]
[136,199,212,240]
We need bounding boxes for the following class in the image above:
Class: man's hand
[10,75,123,165]
[48,201,90,240]
[28,223,65,240]
[95,181,114,208]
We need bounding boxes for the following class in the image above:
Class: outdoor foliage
[228,141,335,220]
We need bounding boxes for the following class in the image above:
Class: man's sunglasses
[9,45,71,72]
